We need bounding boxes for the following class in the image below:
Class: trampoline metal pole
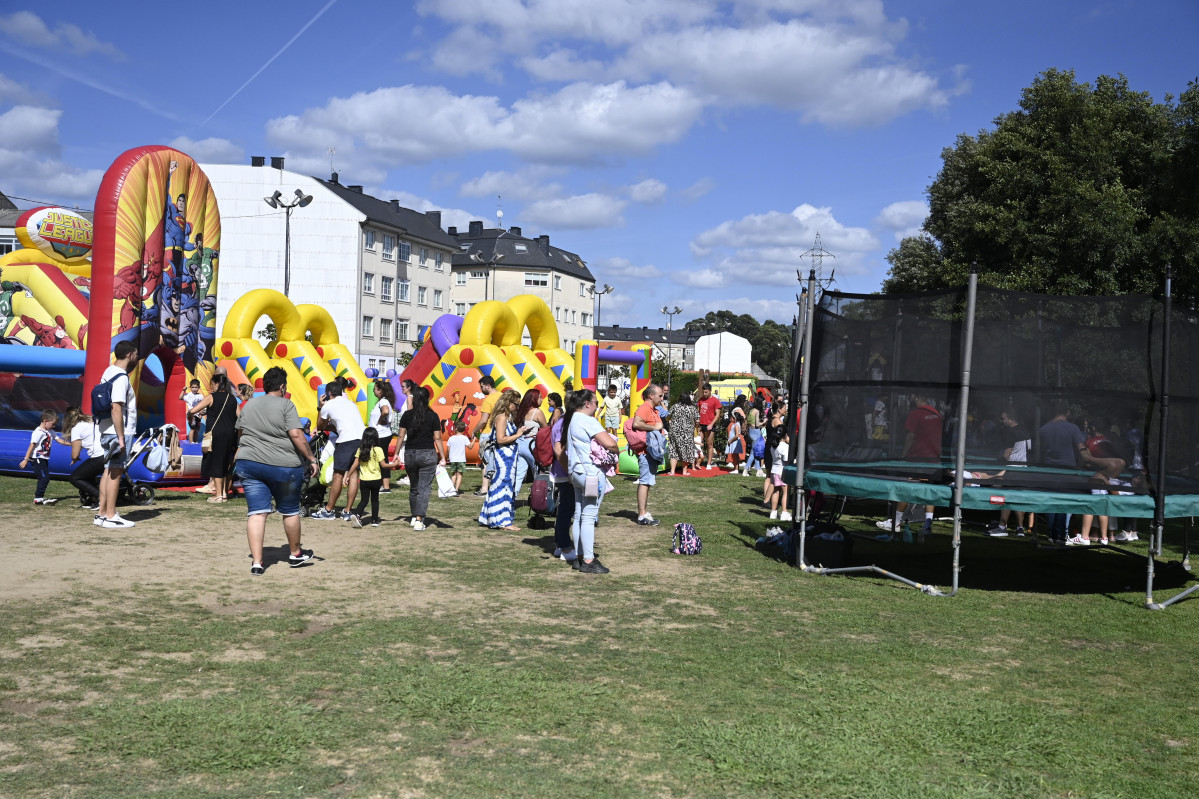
[933,264,978,598]
[1147,264,1173,609]
[795,270,817,569]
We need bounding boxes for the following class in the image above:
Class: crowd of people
[21,360,799,576]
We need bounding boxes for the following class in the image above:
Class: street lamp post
[264,188,313,297]
[660,305,683,398]
[589,283,614,327]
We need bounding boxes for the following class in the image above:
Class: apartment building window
[368,358,377,371]
[417,287,427,306]
[382,234,396,261]
[380,318,393,342]
[455,302,467,316]
[420,247,429,268]
[398,241,411,262]
[0,236,17,256]
[364,230,377,250]
[578,281,585,296]
[435,252,444,271]
[381,276,393,302]
[362,316,374,337]
[433,289,443,309]
[514,243,528,253]
[397,319,410,341]
[555,306,561,321]
[363,273,375,294]
[470,270,486,279]
[398,279,410,302]
[524,272,548,287]
[454,272,466,286]
[571,310,577,324]
[581,312,589,326]
[554,275,562,290]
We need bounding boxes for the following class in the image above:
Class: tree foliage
[683,309,793,381]
[885,69,1199,300]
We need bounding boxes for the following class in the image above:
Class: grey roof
[595,324,702,345]
[450,224,594,282]
[0,190,17,212]
[313,178,458,249]
[0,192,94,231]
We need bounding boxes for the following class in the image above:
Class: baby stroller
[119,425,180,506]
[298,430,332,517]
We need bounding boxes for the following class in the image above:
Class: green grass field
[2,469,1197,798]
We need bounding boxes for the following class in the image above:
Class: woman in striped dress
[477,390,526,531]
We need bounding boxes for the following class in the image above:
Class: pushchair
[119,424,181,506]
[298,430,332,517]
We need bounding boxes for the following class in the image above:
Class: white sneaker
[101,515,135,528]
[780,511,793,522]
[93,515,104,526]
[1126,531,1139,541]
[754,469,766,477]
[411,519,426,531]
[875,519,895,532]
[1066,534,1090,546]
[1113,531,1136,542]
[769,510,779,520]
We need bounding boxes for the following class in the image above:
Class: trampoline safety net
[802,287,1199,517]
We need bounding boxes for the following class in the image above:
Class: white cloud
[459,166,565,201]
[416,2,957,127]
[670,268,728,289]
[171,136,245,165]
[0,11,124,60]
[521,192,627,229]
[685,202,878,287]
[0,105,61,154]
[0,73,42,105]
[267,81,703,170]
[874,199,927,240]
[627,178,667,204]
[680,177,715,202]
[593,256,663,281]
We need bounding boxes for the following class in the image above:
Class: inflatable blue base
[0,428,205,486]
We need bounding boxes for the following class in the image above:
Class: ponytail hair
[561,389,594,447]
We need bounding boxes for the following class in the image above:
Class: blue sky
[1,0,1195,327]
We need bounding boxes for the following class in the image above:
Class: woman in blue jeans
[232,367,318,576]
[562,390,619,574]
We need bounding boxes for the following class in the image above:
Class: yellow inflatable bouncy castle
[217,289,371,423]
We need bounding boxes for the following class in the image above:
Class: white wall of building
[693,331,752,373]
[202,164,364,355]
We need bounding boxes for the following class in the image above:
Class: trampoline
[785,266,1199,609]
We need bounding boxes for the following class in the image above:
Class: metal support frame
[796,266,980,598]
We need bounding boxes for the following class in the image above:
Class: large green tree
[885,69,1199,299]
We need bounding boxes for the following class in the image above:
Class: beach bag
[623,417,647,454]
[533,424,556,469]
[529,472,555,514]
[90,372,124,417]
[671,523,702,555]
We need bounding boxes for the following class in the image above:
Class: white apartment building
[202,159,456,374]
[448,222,595,351]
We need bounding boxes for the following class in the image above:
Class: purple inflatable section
[430,315,464,356]
[596,349,646,365]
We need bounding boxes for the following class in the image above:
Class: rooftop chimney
[536,234,550,255]
[390,199,400,211]
[250,156,265,167]
[510,226,521,237]
[330,172,339,184]
[448,226,458,236]
[270,156,285,170]
[426,210,442,229]
[468,220,484,235]
[348,185,363,193]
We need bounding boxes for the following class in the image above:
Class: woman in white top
[369,380,397,491]
[61,407,102,508]
[563,389,619,574]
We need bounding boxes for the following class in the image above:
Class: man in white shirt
[313,379,365,520]
[93,340,138,528]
